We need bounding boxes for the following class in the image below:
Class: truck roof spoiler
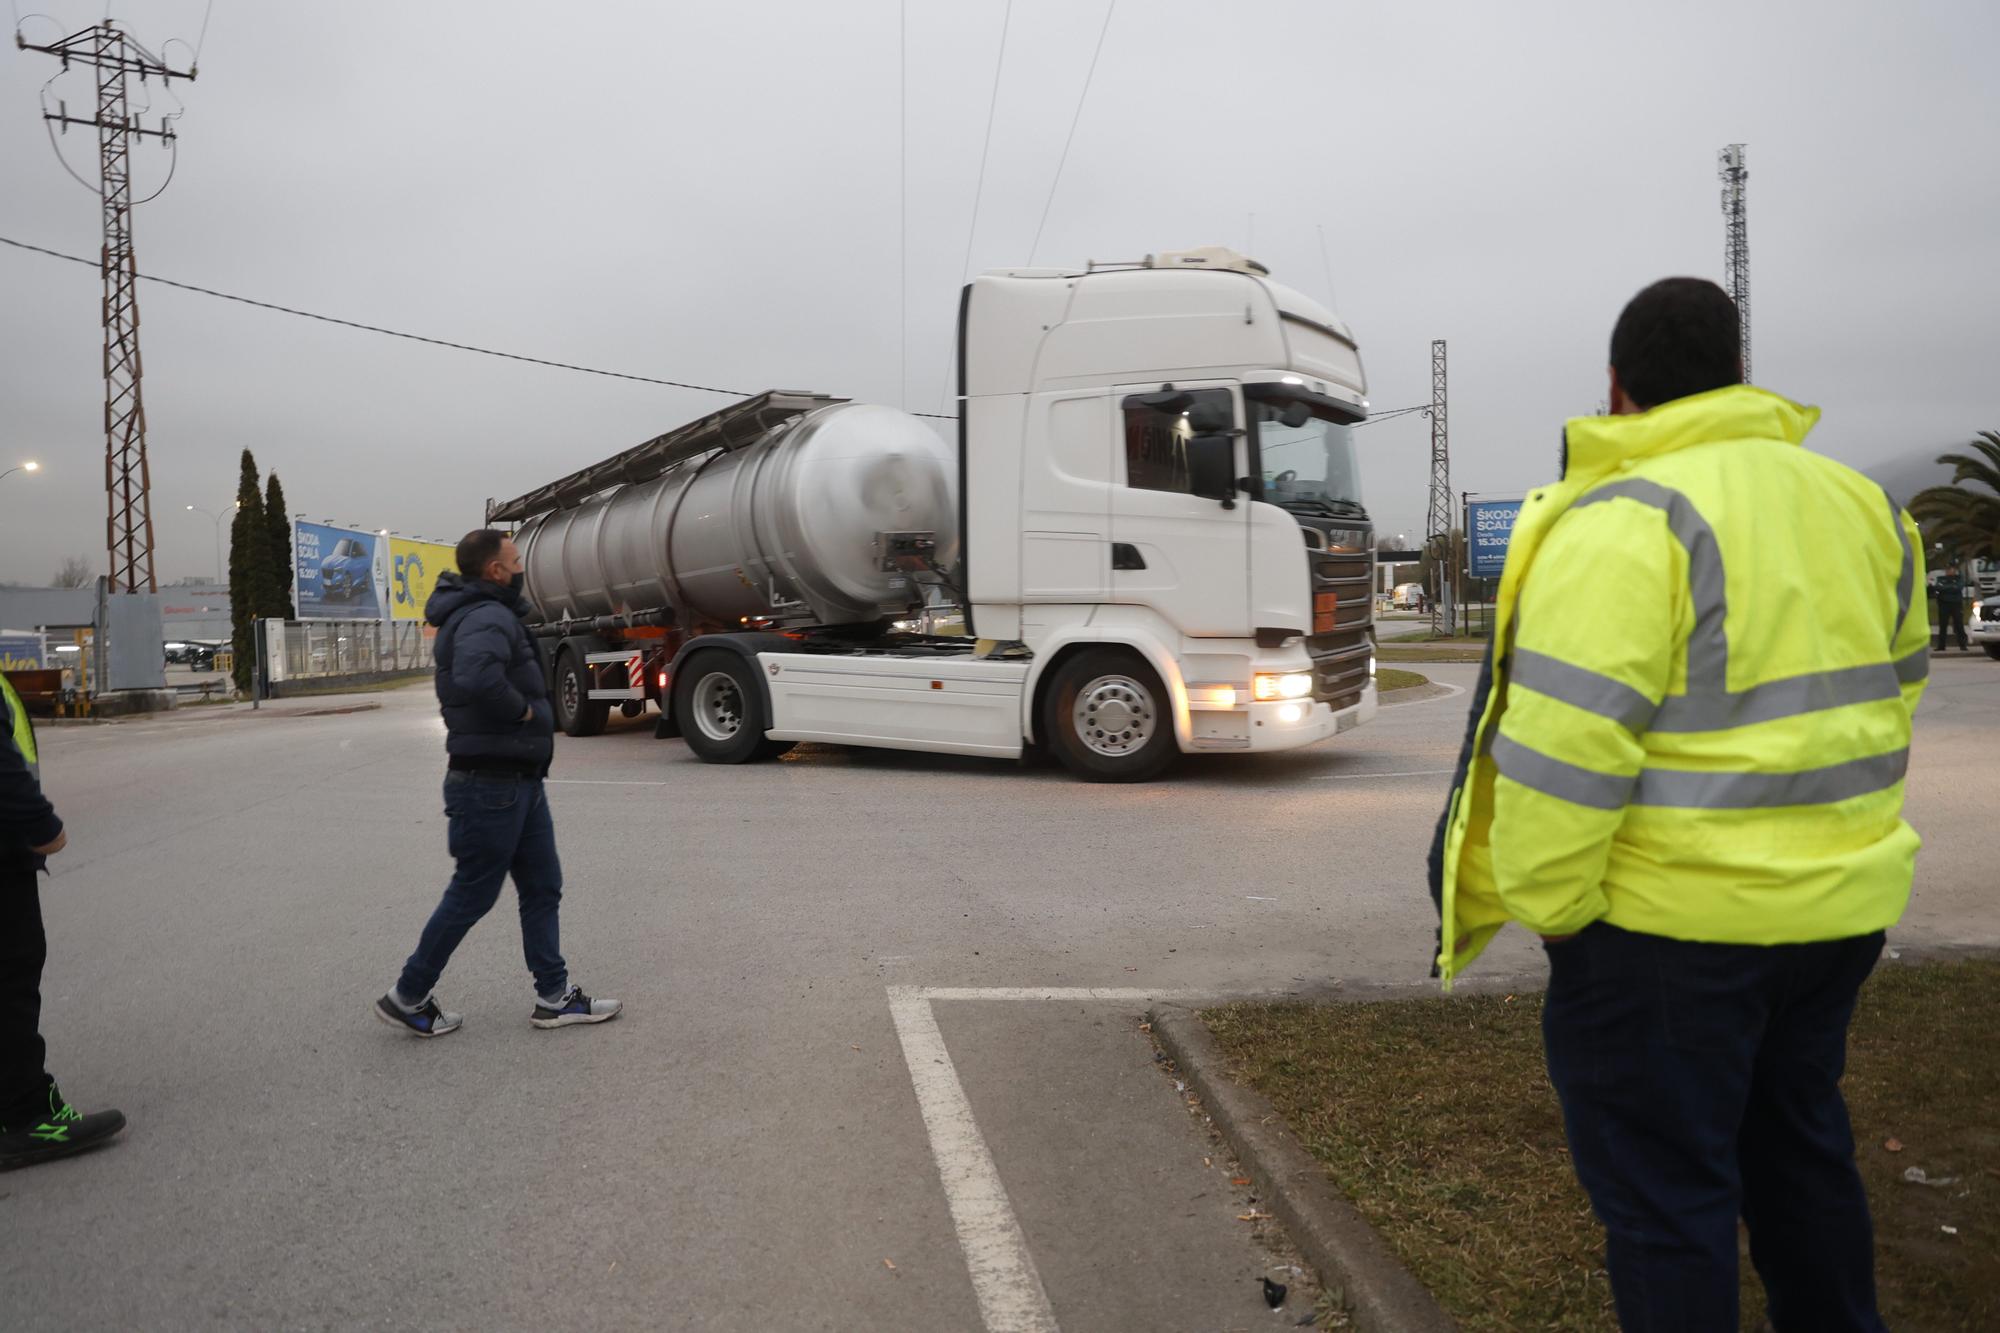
[485,389,848,523]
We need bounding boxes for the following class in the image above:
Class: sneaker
[531,984,622,1029]
[373,992,463,1038]
[0,1085,126,1172]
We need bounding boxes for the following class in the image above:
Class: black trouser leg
[0,868,53,1123]
[1739,934,1886,1332]
[1543,924,1751,1330]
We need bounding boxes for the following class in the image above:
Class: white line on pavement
[886,987,1060,1333]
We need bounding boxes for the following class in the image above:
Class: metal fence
[269,619,433,687]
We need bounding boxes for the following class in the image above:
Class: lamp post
[185,501,238,584]
[0,460,41,484]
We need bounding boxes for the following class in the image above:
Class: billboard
[1467,499,1523,578]
[294,521,389,620]
[0,633,48,671]
[388,537,456,621]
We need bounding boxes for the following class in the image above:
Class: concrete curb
[1150,1006,1458,1333]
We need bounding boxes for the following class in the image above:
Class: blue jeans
[397,772,567,1002]
[1542,922,1886,1333]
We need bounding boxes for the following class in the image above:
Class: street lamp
[186,500,239,584]
[0,460,40,483]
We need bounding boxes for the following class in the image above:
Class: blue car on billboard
[319,537,375,601]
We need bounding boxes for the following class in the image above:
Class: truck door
[1109,383,1250,638]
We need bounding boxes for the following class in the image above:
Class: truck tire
[672,651,793,763]
[1042,649,1178,783]
[1985,644,2000,661]
[553,650,610,738]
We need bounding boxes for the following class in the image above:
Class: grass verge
[1375,668,1430,692]
[1203,959,1998,1332]
[1377,647,1487,664]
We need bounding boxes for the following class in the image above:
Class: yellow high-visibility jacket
[1438,386,1927,982]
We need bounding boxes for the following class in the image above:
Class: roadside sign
[1467,500,1522,578]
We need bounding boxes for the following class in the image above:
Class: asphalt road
[4,654,1993,1330]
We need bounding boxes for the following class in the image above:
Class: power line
[0,235,959,419]
[1026,0,1116,267]
[1352,404,1427,426]
[898,0,906,412]
[942,0,1014,412]
[192,0,213,66]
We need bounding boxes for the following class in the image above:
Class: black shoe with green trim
[0,1085,127,1172]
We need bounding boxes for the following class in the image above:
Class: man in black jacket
[1933,562,1969,653]
[0,674,125,1170]
[375,529,621,1036]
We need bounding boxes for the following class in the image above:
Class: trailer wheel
[1043,649,1178,783]
[673,652,792,763]
[553,650,609,738]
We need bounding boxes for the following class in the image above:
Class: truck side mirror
[1187,435,1237,506]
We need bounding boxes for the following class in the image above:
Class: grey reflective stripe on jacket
[1499,478,1920,810]
[1494,733,1912,810]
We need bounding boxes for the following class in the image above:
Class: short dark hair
[1609,277,1742,409]
[456,528,507,578]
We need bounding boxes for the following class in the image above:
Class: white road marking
[1311,768,1455,780]
[887,982,1297,1330]
[887,987,1059,1333]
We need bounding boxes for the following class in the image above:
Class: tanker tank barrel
[487,390,848,524]
[513,399,958,633]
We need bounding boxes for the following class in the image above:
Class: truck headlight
[1254,672,1313,700]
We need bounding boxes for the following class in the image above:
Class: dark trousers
[0,867,54,1122]
[1542,922,1885,1333]
[1935,601,1967,650]
[396,772,567,1002]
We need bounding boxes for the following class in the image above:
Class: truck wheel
[554,650,610,738]
[1985,644,2000,661]
[673,652,792,763]
[1043,649,1178,783]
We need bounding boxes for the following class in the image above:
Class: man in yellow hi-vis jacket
[1433,278,1924,1331]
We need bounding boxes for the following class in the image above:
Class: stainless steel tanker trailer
[491,389,959,750]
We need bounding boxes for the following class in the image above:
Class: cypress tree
[228,451,273,694]
[264,472,296,619]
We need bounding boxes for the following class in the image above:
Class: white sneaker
[530,984,622,1029]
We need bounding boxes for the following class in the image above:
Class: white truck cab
[925,246,1376,776]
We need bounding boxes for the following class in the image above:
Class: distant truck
[491,247,1381,781]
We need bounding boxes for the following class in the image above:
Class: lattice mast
[1425,339,1453,635]
[20,22,196,592]
[1718,144,1750,383]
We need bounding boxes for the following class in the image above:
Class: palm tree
[1909,430,2000,561]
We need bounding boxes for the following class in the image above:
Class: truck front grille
[1308,549,1373,711]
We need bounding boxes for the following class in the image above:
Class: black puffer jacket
[427,572,554,772]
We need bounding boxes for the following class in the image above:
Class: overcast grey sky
[3,0,1995,585]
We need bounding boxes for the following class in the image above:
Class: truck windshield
[1249,397,1364,516]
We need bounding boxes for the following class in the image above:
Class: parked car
[1972,595,2000,660]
